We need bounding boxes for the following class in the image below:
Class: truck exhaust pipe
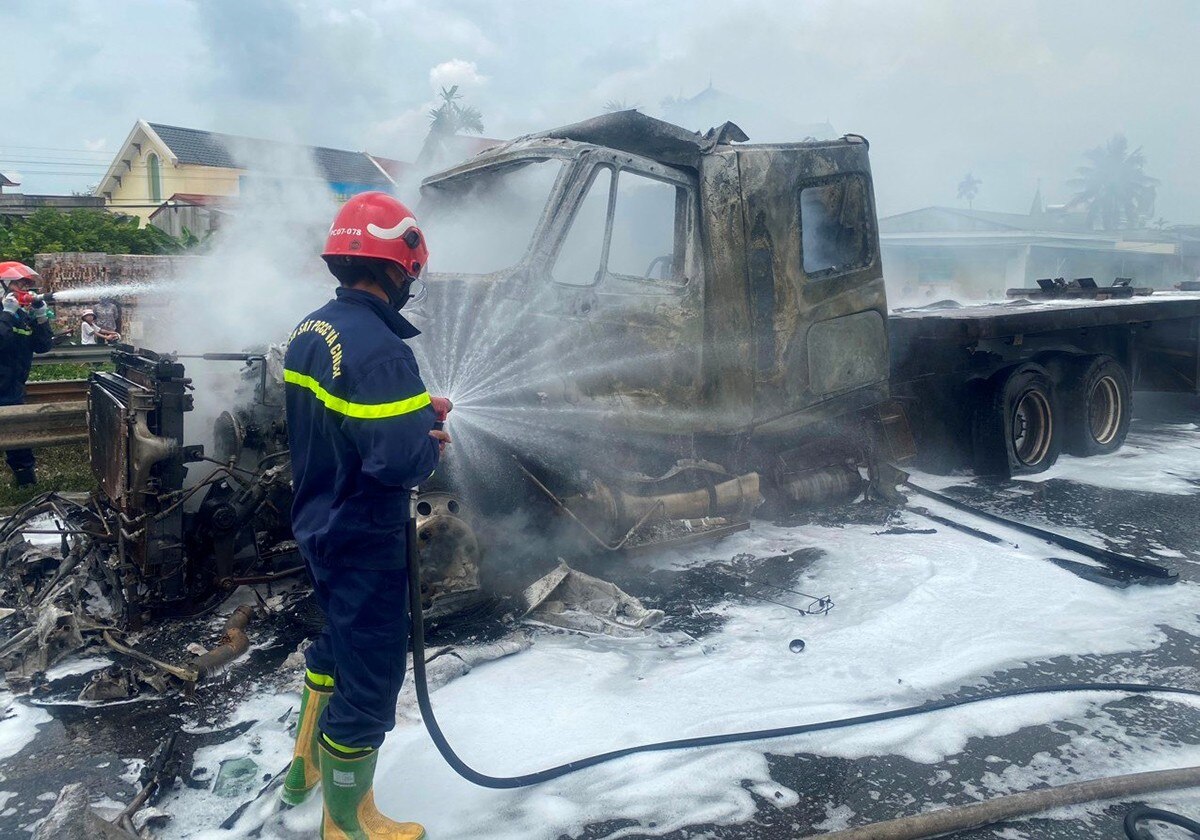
[565,472,761,536]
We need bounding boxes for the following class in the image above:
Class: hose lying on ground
[1124,805,1200,839]
[816,766,1200,839]
[405,497,1200,790]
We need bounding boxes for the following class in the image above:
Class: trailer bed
[888,292,1200,345]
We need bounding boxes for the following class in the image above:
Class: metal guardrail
[25,379,88,405]
[0,401,88,449]
[33,345,114,366]
[0,378,92,448]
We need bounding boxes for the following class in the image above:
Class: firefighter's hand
[1,294,18,315]
[430,396,453,423]
[429,429,451,454]
[30,297,48,322]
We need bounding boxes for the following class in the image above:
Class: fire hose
[404,490,1200,835]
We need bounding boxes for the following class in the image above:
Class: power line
[0,143,114,154]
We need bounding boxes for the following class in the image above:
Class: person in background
[79,309,120,345]
[0,262,54,487]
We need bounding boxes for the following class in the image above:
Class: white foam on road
[1016,420,1200,495]
[43,656,112,681]
[168,513,1200,840]
[907,421,1200,497]
[0,691,51,763]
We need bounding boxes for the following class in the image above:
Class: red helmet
[0,262,40,285]
[322,192,429,279]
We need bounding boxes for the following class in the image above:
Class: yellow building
[95,120,244,223]
[95,120,402,224]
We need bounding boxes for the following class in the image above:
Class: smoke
[143,138,338,447]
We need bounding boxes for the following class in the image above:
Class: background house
[94,121,404,224]
[146,193,233,240]
[879,200,1200,304]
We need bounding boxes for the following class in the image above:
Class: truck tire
[1060,355,1131,457]
[971,363,1061,477]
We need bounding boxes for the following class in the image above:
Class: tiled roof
[147,123,392,186]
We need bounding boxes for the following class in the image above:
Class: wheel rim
[1011,389,1053,466]
[1087,375,1122,445]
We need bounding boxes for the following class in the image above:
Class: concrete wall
[33,252,199,342]
[0,195,106,218]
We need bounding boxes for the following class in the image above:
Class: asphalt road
[575,396,1200,840]
[0,395,1197,839]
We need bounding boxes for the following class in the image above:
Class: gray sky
[3,0,1198,220]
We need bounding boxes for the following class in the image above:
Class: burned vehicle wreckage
[4,110,1196,702]
[0,112,890,699]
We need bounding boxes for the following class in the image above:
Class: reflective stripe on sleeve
[283,368,431,419]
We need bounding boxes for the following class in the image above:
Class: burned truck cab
[417,112,892,474]
[701,138,889,439]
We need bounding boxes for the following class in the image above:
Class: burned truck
[4,111,1200,668]
[408,113,912,546]
[412,109,1200,494]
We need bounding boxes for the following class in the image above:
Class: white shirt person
[80,310,120,345]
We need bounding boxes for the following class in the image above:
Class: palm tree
[417,86,485,166]
[602,99,639,113]
[1067,134,1158,230]
[956,173,981,209]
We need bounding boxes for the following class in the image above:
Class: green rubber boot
[318,738,426,840]
[280,670,334,806]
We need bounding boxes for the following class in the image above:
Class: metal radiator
[88,347,192,612]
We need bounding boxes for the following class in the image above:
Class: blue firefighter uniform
[284,287,440,749]
[0,306,53,480]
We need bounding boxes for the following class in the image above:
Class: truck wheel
[972,363,1061,477]
[1061,355,1131,456]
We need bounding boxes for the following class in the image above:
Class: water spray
[50,282,169,302]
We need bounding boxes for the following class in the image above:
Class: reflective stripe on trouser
[304,561,410,750]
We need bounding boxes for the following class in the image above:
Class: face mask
[383,275,413,311]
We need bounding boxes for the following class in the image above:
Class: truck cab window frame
[798,173,875,280]
[552,164,615,287]
[604,169,690,292]
[552,163,694,293]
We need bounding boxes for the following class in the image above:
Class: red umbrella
[0,261,39,282]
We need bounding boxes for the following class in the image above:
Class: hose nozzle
[430,396,453,430]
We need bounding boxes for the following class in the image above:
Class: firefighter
[281,192,448,840]
[0,262,54,487]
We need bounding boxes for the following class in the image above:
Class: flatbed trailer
[888,293,1200,475]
